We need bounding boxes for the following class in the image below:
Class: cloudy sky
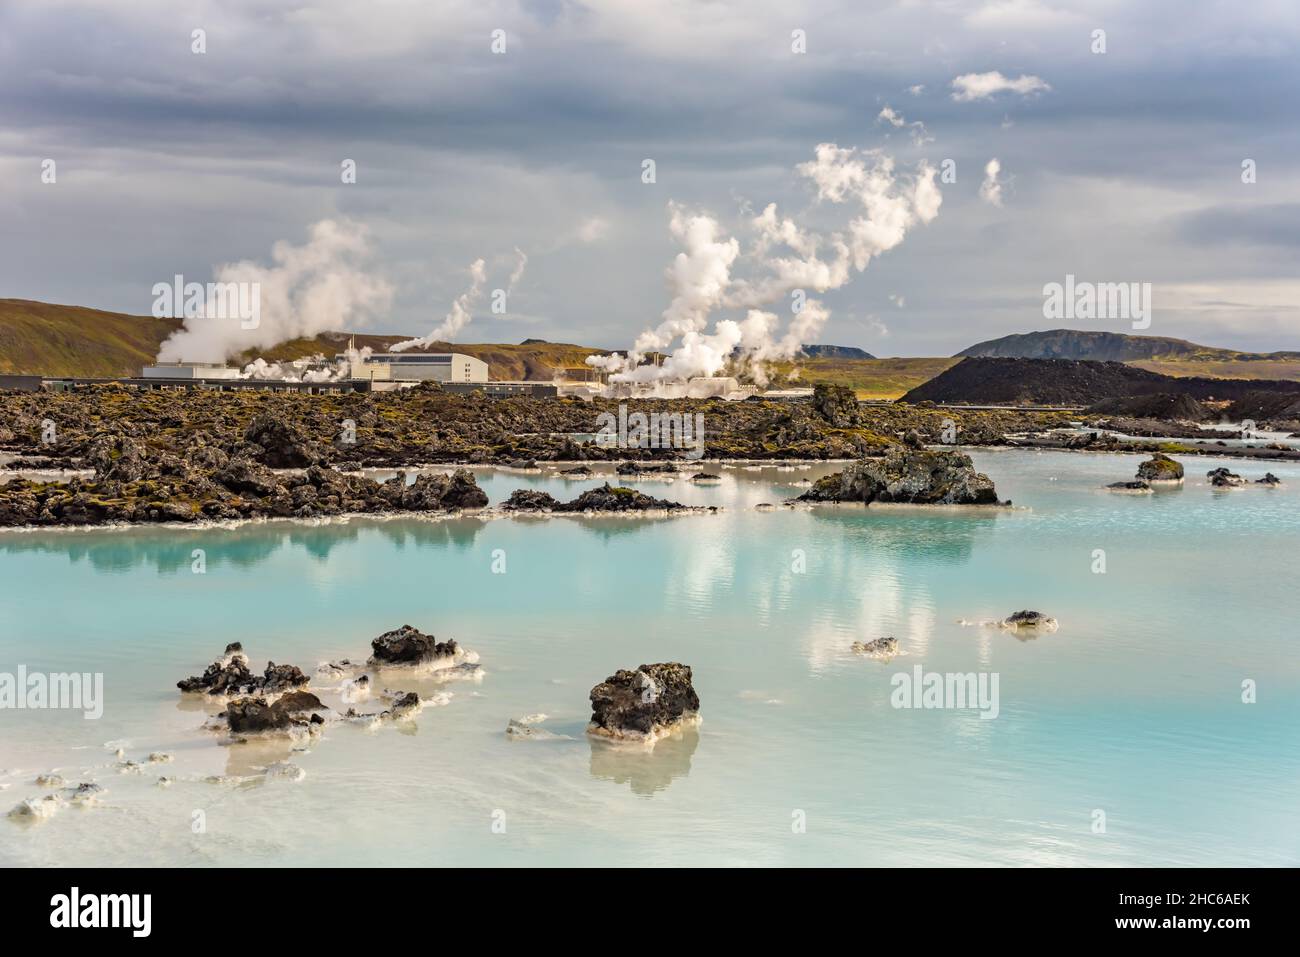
[2,0,1298,358]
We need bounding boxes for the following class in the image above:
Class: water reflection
[0,516,489,572]
[807,507,1002,565]
[588,725,699,795]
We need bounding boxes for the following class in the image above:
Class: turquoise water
[1,450,1297,866]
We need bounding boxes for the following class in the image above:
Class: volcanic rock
[557,482,684,512]
[178,646,310,696]
[244,414,321,468]
[83,432,152,482]
[588,662,700,742]
[1001,610,1059,632]
[1207,467,1247,488]
[811,383,859,427]
[502,489,561,511]
[1135,453,1184,482]
[798,446,1002,505]
[368,624,461,667]
[225,690,326,734]
[1107,480,1152,493]
[851,637,898,659]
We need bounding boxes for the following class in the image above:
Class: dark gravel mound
[902,357,1300,407]
[1087,393,1210,421]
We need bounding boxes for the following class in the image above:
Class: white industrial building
[343,352,489,384]
[141,361,240,380]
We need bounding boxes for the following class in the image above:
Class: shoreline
[0,446,1289,533]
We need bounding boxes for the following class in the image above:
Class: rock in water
[798,446,1003,505]
[1135,453,1184,483]
[557,483,684,512]
[1001,610,1059,632]
[1257,472,1282,486]
[64,782,105,805]
[177,646,254,694]
[260,662,310,694]
[9,794,64,822]
[368,624,462,667]
[394,469,489,510]
[501,489,562,511]
[178,646,310,697]
[1106,480,1152,493]
[385,692,423,719]
[225,691,327,734]
[588,663,700,743]
[1207,467,1247,488]
[851,637,899,659]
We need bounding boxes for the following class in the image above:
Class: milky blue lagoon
[2,450,1297,866]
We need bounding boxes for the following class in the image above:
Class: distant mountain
[799,344,875,360]
[957,329,1300,363]
[902,356,1300,406]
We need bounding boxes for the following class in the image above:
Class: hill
[901,357,1300,407]
[0,300,611,382]
[0,299,181,377]
[958,329,1300,363]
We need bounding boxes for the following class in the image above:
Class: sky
[1,0,1298,359]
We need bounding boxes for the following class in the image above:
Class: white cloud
[951,71,1051,102]
[877,105,931,146]
[980,158,1004,206]
[577,217,610,243]
[878,105,906,127]
[965,0,1082,29]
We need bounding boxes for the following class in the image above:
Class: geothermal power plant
[3,350,802,401]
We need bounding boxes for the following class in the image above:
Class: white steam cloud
[506,247,528,295]
[157,219,392,364]
[588,142,941,386]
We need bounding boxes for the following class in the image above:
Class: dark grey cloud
[1176,203,1300,248]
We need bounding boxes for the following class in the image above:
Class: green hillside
[0,299,180,377]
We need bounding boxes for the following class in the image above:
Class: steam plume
[389,258,487,352]
[156,219,392,363]
[588,142,941,386]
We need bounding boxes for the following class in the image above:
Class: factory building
[142,361,241,380]
[344,352,489,384]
